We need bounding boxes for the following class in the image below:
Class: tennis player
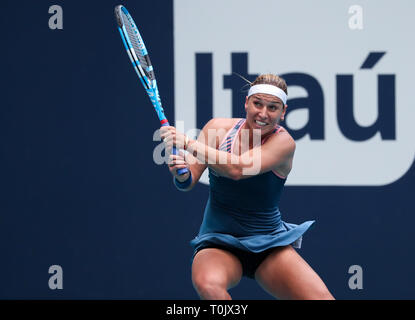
[160,74,334,300]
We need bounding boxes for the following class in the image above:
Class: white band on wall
[247,84,287,105]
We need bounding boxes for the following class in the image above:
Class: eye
[268,105,277,111]
[254,101,261,106]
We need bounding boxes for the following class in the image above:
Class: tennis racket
[114,5,188,175]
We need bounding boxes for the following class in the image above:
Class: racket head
[114,5,155,82]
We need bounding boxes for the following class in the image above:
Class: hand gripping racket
[114,5,188,175]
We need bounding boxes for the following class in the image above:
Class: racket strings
[120,12,151,76]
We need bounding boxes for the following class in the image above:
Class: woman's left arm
[189,131,295,180]
[160,126,295,180]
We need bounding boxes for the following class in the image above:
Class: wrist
[185,139,197,157]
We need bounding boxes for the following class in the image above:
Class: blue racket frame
[115,5,188,176]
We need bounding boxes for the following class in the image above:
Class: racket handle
[161,123,188,176]
[177,168,189,175]
[172,146,189,176]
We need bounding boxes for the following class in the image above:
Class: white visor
[247,84,287,105]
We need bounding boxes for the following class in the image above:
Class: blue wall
[0,0,414,299]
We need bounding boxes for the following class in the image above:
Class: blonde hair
[235,73,288,96]
[251,74,288,95]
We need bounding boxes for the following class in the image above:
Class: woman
[160,74,334,300]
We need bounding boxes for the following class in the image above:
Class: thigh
[254,245,334,300]
[192,247,243,290]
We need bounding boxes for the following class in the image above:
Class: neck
[240,120,274,149]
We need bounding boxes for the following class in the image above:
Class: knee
[311,286,335,300]
[192,274,230,300]
[194,282,226,300]
[320,290,335,300]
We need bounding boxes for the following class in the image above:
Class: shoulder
[202,118,241,131]
[200,118,242,148]
[265,126,296,177]
[266,126,296,155]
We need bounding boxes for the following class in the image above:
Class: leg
[192,248,243,300]
[254,245,334,300]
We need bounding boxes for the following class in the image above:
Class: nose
[258,107,267,119]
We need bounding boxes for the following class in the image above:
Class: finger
[164,137,174,146]
[171,136,184,148]
[174,164,188,170]
[169,154,185,161]
[160,126,174,137]
[159,127,168,137]
[169,160,186,166]
[168,164,187,173]
[161,132,172,140]
[165,145,173,156]
[168,159,186,166]
[164,134,173,141]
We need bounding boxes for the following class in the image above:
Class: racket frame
[115,5,188,175]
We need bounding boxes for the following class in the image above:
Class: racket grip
[172,146,189,176]
[160,123,188,175]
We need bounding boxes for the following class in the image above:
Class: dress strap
[273,125,281,134]
[219,119,245,152]
[261,124,282,144]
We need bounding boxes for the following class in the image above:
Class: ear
[281,104,287,121]
[244,96,248,111]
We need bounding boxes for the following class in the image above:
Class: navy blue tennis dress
[190,119,315,278]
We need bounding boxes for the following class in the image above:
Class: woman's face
[244,93,287,135]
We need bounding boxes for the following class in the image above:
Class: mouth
[255,120,268,127]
